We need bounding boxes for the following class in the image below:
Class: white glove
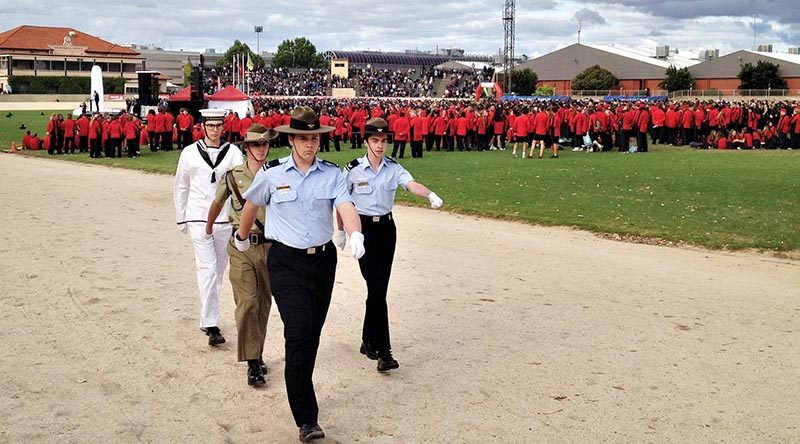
[334,230,347,250]
[350,231,365,260]
[178,224,188,234]
[428,192,444,209]
[233,231,251,252]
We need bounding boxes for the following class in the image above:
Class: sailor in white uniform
[173,108,244,345]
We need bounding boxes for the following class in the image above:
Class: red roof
[206,86,249,101]
[0,25,139,56]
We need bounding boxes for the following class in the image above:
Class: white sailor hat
[199,108,226,121]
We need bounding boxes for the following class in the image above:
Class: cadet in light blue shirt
[233,106,363,443]
[335,117,444,373]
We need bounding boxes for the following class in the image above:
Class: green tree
[509,68,538,96]
[534,85,554,96]
[738,60,787,90]
[572,65,619,91]
[218,40,265,69]
[659,65,695,92]
[272,37,325,68]
[182,62,193,86]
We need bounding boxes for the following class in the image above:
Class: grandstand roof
[323,50,492,66]
[0,25,139,56]
[435,60,495,71]
[516,43,694,81]
[688,49,800,78]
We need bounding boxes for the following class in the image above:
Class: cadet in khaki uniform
[206,124,278,387]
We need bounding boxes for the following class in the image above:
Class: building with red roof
[0,25,143,93]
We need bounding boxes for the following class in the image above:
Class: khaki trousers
[227,240,272,362]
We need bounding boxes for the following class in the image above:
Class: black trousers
[64,135,75,154]
[148,132,158,151]
[268,241,336,428]
[411,140,423,158]
[357,214,397,355]
[79,136,89,153]
[127,138,138,157]
[320,132,330,152]
[392,141,406,158]
[425,133,434,151]
[637,131,648,152]
[161,131,173,151]
[113,137,123,158]
[90,138,101,158]
[178,130,192,149]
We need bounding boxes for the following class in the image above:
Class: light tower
[503,0,515,94]
[254,25,263,54]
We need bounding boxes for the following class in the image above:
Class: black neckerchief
[197,139,231,183]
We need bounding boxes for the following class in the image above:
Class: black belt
[360,212,393,223]
[232,232,269,246]
[273,241,332,255]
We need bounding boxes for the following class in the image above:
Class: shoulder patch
[320,159,339,168]
[345,158,361,171]
[261,158,282,171]
[385,156,397,164]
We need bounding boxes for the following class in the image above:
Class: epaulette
[320,159,339,168]
[345,158,361,171]
[385,156,397,164]
[261,158,282,172]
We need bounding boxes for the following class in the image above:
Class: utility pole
[254,26,263,55]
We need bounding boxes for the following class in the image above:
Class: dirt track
[1,153,798,443]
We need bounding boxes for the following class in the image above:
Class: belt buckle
[250,234,259,245]
[372,216,380,222]
[306,247,316,254]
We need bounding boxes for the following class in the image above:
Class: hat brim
[243,129,279,143]
[274,124,335,134]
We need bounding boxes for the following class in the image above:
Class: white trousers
[188,223,232,328]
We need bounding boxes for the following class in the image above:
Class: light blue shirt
[243,155,353,249]
[344,155,414,216]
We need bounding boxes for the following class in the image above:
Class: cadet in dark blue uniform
[336,118,444,372]
[235,106,364,442]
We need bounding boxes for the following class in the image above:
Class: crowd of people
[24,96,800,158]
[197,64,494,98]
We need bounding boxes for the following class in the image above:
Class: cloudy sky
[2,0,798,59]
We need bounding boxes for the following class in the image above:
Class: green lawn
[4,109,799,252]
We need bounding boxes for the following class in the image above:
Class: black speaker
[137,72,158,106]
[190,69,203,101]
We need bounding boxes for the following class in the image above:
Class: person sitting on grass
[716,131,729,150]
[30,132,43,150]
[730,130,746,150]
[742,127,754,149]
[21,130,32,150]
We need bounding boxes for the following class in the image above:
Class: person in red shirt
[432,109,447,151]
[492,108,507,150]
[636,103,651,153]
[176,108,194,149]
[161,108,175,151]
[455,111,468,152]
[62,114,77,154]
[410,110,425,157]
[650,104,665,145]
[102,115,113,158]
[530,107,549,158]
[512,108,530,158]
[30,133,43,150]
[664,105,679,145]
[76,113,90,153]
[571,107,589,152]
[332,112,345,152]
[109,114,125,158]
[716,132,728,150]
[318,109,332,152]
[547,106,562,158]
[475,109,488,151]
[446,110,458,151]
[125,115,140,157]
[421,109,433,152]
[776,108,791,149]
[790,106,800,149]
[391,110,411,158]
[89,113,103,158]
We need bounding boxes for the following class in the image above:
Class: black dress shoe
[298,423,324,442]
[206,326,225,346]
[259,357,268,375]
[377,352,399,372]
[359,341,379,360]
[247,360,265,386]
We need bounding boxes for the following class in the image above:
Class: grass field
[3,109,799,252]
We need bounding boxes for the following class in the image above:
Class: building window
[66,61,80,71]
[13,59,34,70]
[123,62,137,73]
[51,60,65,71]
[34,59,49,70]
